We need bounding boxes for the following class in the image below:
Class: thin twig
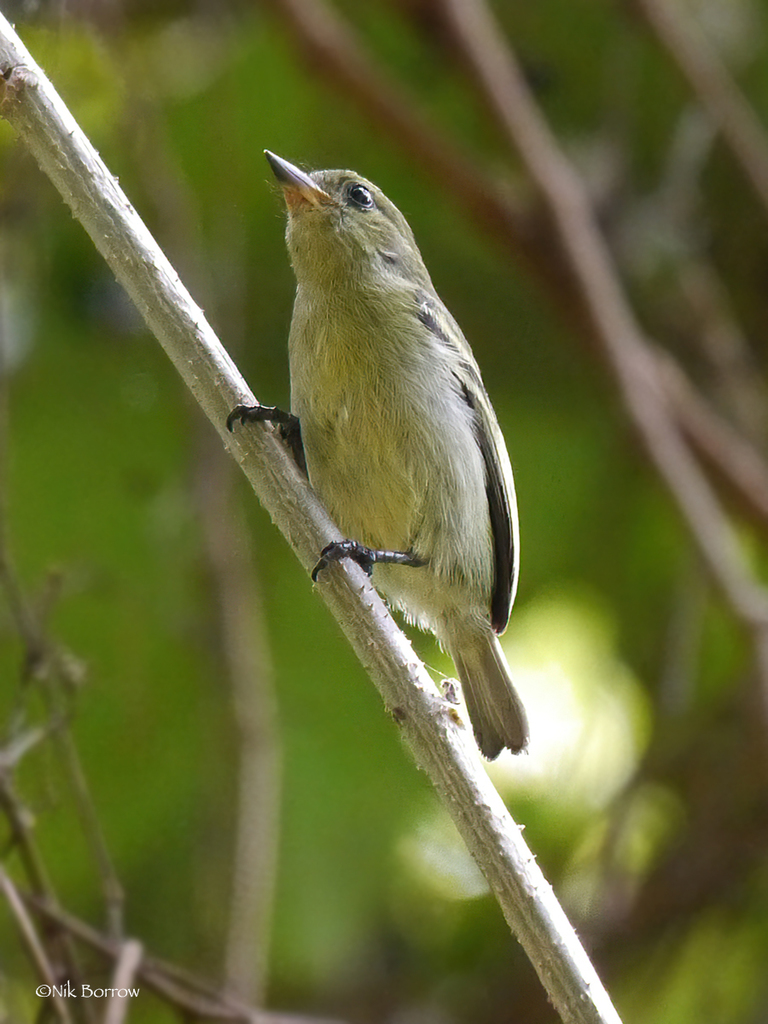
[0,773,97,1024]
[103,940,143,1024]
[0,256,124,940]
[23,894,346,1024]
[0,777,53,897]
[53,729,125,940]
[0,18,623,1024]
[0,726,47,773]
[0,869,74,1024]
[0,740,96,1021]
[0,518,125,941]
[630,0,768,223]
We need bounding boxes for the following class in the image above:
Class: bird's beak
[264,151,333,210]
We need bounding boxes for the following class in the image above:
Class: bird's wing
[415,292,520,632]
[461,377,519,633]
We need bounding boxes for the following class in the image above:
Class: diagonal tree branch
[0,14,622,1024]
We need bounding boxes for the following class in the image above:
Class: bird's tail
[444,625,528,759]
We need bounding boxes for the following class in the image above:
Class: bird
[228,150,528,758]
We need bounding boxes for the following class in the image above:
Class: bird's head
[265,151,431,293]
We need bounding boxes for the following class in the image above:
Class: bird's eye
[346,183,374,209]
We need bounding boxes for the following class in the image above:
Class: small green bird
[229,151,528,758]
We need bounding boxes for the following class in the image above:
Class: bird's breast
[295,364,424,551]
[287,293,491,577]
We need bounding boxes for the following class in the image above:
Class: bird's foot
[312,541,425,582]
[227,404,305,472]
[226,403,297,432]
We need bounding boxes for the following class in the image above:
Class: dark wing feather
[459,380,517,633]
[415,292,519,633]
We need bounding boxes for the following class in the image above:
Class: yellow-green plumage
[268,151,527,758]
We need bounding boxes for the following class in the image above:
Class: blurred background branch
[195,435,281,1006]
[630,0,768,221]
[15,886,347,1024]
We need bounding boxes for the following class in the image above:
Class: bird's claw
[226,403,294,433]
[311,542,426,582]
[312,541,376,582]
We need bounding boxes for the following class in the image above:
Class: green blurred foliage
[2,2,768,1023]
